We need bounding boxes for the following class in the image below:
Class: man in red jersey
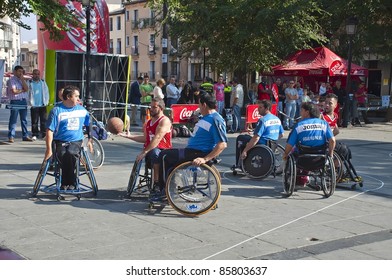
[119,98,172,187]
[322,93,339,136]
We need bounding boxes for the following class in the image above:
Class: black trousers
[158,148,208,190]
[31,107,47,137]
[235,134,252,166]
[55,140,82,186]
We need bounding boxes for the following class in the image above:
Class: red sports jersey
[144,115,172,149]
[322,112,338,131]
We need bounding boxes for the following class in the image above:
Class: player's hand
[240,151,247,160]
[192,157,206,166]
[118,131,130,138]
[44,149,52,161]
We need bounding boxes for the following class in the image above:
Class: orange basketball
[106,117,124,134]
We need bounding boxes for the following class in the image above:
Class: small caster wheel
[149,202,154,209]
[233,170,237,176]
[57,195,64,201]
[76,195,81,200]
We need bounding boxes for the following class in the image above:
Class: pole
[203,47,206,79]
[342,35,353,126]
[85,3,93,113]
[161,0,168,80]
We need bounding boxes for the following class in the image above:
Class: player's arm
[241,135,260,159]
[193,141,227,166]
[328,137,336,157]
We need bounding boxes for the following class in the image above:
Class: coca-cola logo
[64,1,98,52]
[329,60,342,75]
[179,108,194,120]
[252,108,261,120]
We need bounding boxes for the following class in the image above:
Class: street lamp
[81,0,95,113]
[343,17,358,126]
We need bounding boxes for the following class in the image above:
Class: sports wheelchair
[126,157,221,217]
[32,144,98,201]
[232,139,285,179]
[223,108,239,133]
[283,144,336,198]
[333,142,363,189]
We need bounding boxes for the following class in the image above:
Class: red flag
[271,83,279,103]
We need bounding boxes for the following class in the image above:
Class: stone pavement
[0,107,392,260]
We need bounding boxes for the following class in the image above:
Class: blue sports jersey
[46,103,90,142]
[287,117,333,147]
[254,113,284,145]
[187,112,227,153]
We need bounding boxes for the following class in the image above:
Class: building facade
[20,41,38,73]
[109,7,126,55]
[0,17,20,72]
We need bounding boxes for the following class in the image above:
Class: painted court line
[204,173,384,260]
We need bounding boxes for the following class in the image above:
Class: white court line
[204,173,384,260]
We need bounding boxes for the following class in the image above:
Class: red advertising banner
[37,0,110,73]
[246,103,278,124]
[171,104,199,124]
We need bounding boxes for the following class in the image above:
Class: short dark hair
[14,65,23,71]
[151,97,165,109]
[257,99,272,110]
[198,90,216,109]
[301,102,320,118]
[137,76,143,81]
[325,93,338,102]
[62,85,80,100]
[143,74,149,78]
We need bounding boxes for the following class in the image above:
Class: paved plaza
[0,108,391,260]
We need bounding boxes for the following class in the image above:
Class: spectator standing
[355,82,372,124]
[224,80,232,108]
[6,65,33,143]
[140,74,154,124]
[276,78,286,122]
[302,88,312,103]
[284,80,298,129]
[200,77,214,94]
[332,80,346,127]
[28,69,49,140]
[129,76,143,126]
[153,78,165,100]
[178,81,194,104]
[295,81,303,118]
[319,82,327,96]
[166,76,180,107]
[213,76,225,114]
[230,78,244,132]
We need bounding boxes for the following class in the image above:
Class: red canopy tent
[271,46,368,77]
[269,47,368,91]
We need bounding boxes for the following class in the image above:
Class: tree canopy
[150,0,392,72]
[0,0,80,40]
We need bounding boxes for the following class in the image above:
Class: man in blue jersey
[155,91,228,199]
[236,100,284,166]
[283,102,335,160]
[44,85,92,189]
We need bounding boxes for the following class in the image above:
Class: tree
[0,0,80,40]
[150,0,327,74]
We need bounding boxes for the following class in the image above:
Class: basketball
[106,117,124,134]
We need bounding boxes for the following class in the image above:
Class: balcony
[131,46,139,55]
[132,18,156,30]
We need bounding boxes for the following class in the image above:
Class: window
[133,61,139,80]
[132,36,138,54]
[133,10,138,21]
[126,36,130,47]
[117,39,122,54]
[109,39,113,53]
[117,16,121,30]
[21,54,25,62]
[171,62,179,77]
[126,11,130,21]
[150,61,155,79]
[149,34,155,53]
[109,18,113,31]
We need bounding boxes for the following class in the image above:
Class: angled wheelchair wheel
[81,148,98,195]
[272,144,285,175]
[165,161,221,216]
[283,154,296,197]
[126,159,143,198]
[333,151,344,183]
[209,164,221,182]
[321,156,336,198]
[32,159,51,196]
[241,145,274,179]
[126,159,152,198]
[83,136,104,169]
[227,114,239,133]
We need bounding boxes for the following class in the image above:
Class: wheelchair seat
[295,144,328,171]
[32,146,98,201]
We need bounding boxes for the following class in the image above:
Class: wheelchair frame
[283,150,336,198]
[126,157,221,216]
[232,142,285,179]
[32,146,98,201]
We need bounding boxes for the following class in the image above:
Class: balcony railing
[131,18,156,30]
[131,46,139,55]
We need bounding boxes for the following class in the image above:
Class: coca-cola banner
[38,0,110,73]
[246,104,278,124]
[171,104,199,124]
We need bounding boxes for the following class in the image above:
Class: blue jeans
[8,99,29,139]
[216,100,225,115]
[232,105,241,131]
[285,102,296,128]
[166,98,178,108]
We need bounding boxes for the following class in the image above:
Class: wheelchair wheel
[241,145,274,179]
[227,114,239,133]
[126,159,152,198]
[165,161,221,216]
[272,144,285,175]
[209,164,221,182]
[321,156,336,198]
[333,151,344,183]
[81,149,98,195]
[83,136,104,169]
[32,159,51,196]
[283,154,296,197]
[126,159,143,198]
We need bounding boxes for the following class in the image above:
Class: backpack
[92,121,108,140]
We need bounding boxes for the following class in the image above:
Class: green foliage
[0,0,81,40]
